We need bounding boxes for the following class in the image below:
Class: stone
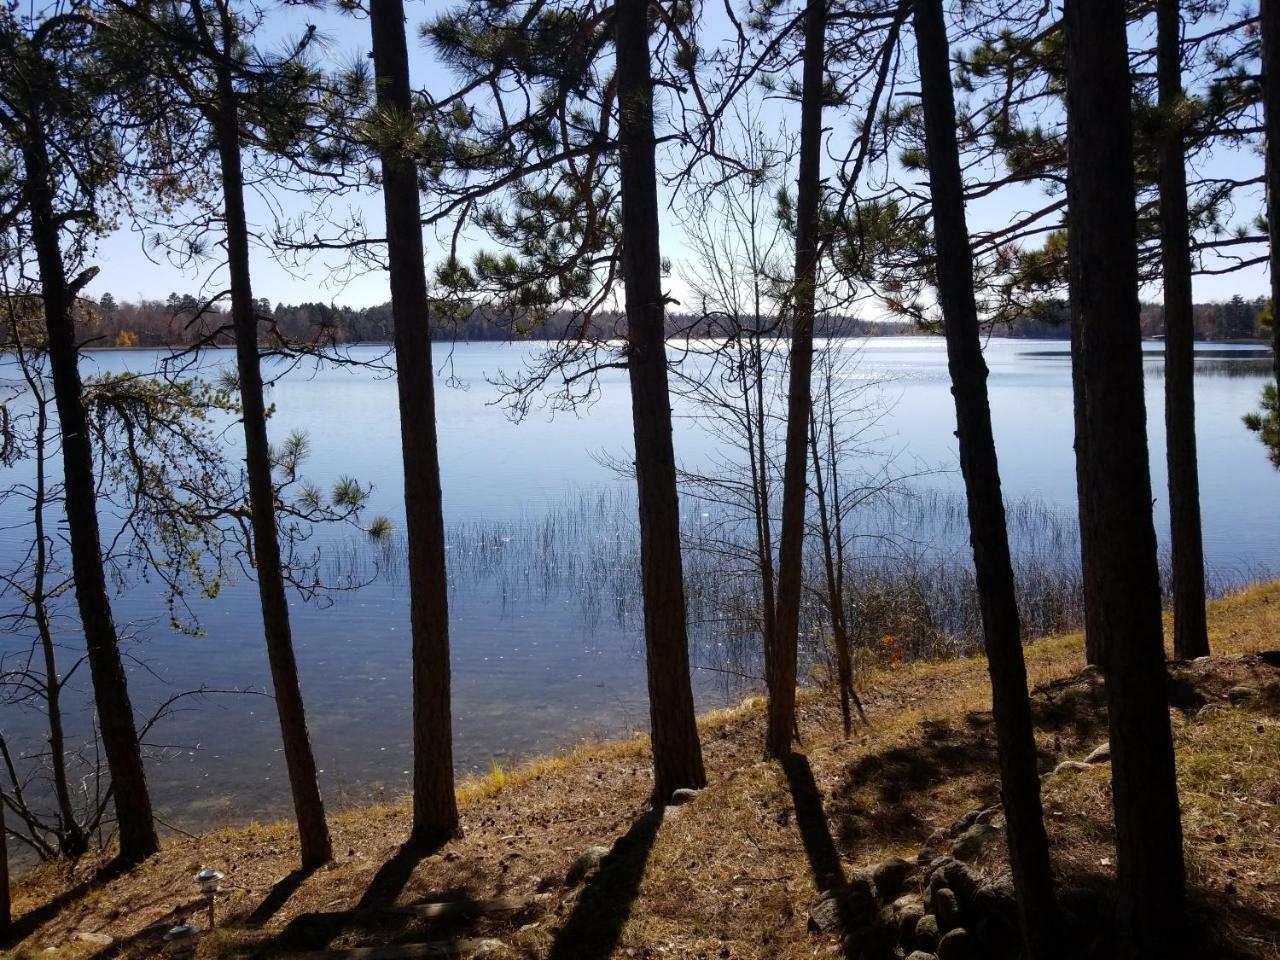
[1053,760,1091,775]
[872,857,917,902]
[930,886,961,930]
[971,874,1020,956]
[914,913,940,952]
[1228,686,1259,706]
[936,927,975,960]
[565,845,612,885]
[669,787,700,805]
[947,809,981,837]
[72,932,114,947]
[950,823,1001,863]
[807,876,879,935]
[1084,742,1111,764]
[974,805,1002,825]
[924,858,978,906]
[841,907,898,960]
[897,900,925,943]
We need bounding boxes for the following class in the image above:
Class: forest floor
[5,582,1280,960]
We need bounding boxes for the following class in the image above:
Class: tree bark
[369,0,460,843]
[1264,0,1280,391]
[743,336,778,691]
[0,797,9,937]
[21,125,158,867]
[214,46,332,869]
[615,0,707,801]
[770,0,826,759]
[912,3,1060,957]
[1157,0,1209,660]
[1063,1,1188,954]
[1069,321,1104,666]
[808,409,855,735]
[32,410,87,856]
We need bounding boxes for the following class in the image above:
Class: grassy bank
[6,583,1280,959]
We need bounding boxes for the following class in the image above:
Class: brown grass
[6,581,1280,959]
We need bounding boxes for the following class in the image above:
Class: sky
[83,0,1273,312]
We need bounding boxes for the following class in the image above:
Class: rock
[971,874,1020,956]
[807,876,879,936]
[669,787,700,805]
[565,845,612,885]
[930,886,961,930]
[951,823,1001,863]
[936,927,976,960]
[807,895,845,934]
[872,857,917,902]
[914,913,940,951]
[841,907,898,960]
[1053,760,1091,776]
[897,900,925,943]
[72,932,114,947]
[974,805,1002,825]
[924,858,978,907]
[1228,686,1259,706]
[1084,742,1111,764]
[947,809,982,837]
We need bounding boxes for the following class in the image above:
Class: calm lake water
[0,336,1276,829]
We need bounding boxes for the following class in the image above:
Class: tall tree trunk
[615,0,706,801]
[369,0,460,843]
[1063,1,1188,954]
[214,54,332,869]
[912,3,1060,957]
[770,0,826,759]
[21,126,158,867]
[1069,324,1104,666]
[1264,0,1280,391]
[744,336,777,688]
[0,797,9,938]
[808,409,855,735]
[31,407,87,856]
[1157,0,1209,660]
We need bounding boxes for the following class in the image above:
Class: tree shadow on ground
[825,717,1001,855]
[82,897,211,960]
[782,753,845,893]
[546,807,663,960]
[236,864,318,929]
[1,855,131,948]
[356,834,450,911]
[1054,867,1280,960]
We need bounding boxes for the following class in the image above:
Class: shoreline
[8,581,1280,958]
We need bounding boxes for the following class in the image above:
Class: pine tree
[1156,0,1209,659]
[368,0,460,843]
[912,2,1059,955]
[1063,0,1188,952]
[0,5,159,865]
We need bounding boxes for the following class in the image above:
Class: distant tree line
[82,291,1272,347]
[86,293,919,347]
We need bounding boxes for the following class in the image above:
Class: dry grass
[6,582,1280,959]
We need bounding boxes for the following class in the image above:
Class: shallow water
[0,337,1275,829]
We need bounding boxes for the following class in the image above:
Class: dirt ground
[5,582,1280,959]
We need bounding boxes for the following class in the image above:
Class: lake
[0,336,1276,830]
